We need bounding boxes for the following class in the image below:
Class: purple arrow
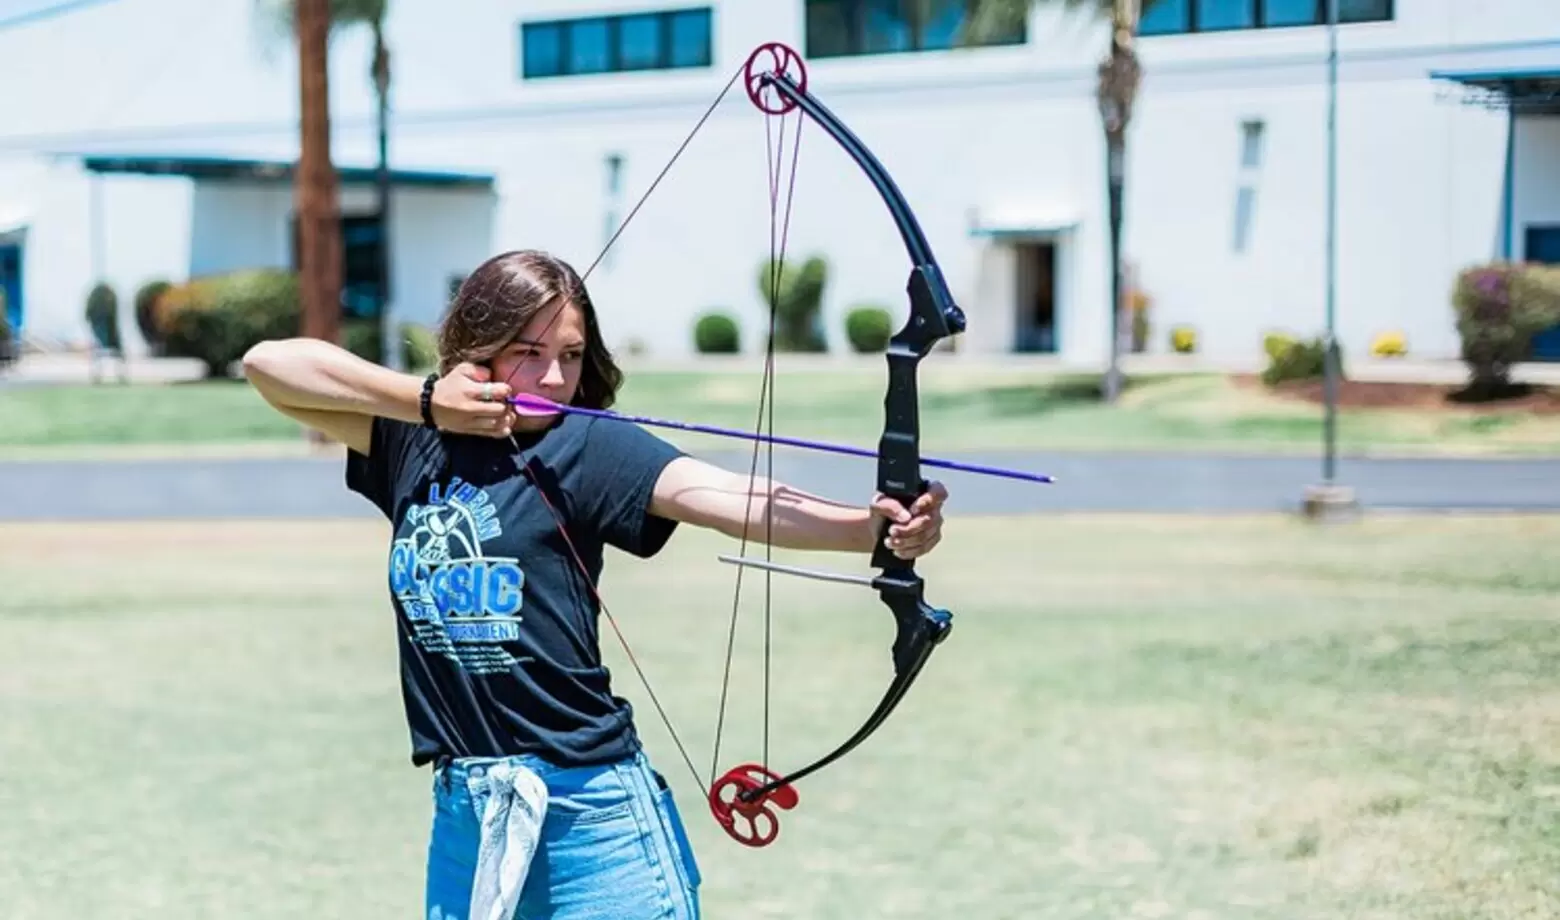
[510,394,1055,485]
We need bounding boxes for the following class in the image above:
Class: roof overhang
[966,205,1079,239]
[75,153,496,190]
[1430,65,1560,114]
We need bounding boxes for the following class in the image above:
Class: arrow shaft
[512,397,1054,485]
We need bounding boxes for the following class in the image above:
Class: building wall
[0,0,1555,361]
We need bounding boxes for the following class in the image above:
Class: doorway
[0,242,21,335]
[289,213,386,320]
[1527,225,1560,361]
[1013,240,1057,353]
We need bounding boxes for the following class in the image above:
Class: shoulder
[344,417,449,517]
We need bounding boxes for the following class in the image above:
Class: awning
[966,204,1079,239]
[0,208,29,236]
[75,153,496,190]
[1430,65,1560,114]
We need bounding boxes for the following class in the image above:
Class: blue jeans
[426,750,702,920]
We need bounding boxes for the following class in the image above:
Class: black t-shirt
[344,412,685,768]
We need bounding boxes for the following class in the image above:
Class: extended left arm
[648,456,945,558]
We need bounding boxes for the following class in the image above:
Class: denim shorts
[425,749,702,920]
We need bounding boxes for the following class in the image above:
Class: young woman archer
[241,249,950,920]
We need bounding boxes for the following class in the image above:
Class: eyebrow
[509,338,585,349]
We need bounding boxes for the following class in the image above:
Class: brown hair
[437,249,624,410]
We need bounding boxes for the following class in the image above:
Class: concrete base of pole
[1301,483,1360,521]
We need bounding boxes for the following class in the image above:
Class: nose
[539,358,565,388]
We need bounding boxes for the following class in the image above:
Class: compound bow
[514,40,995,849]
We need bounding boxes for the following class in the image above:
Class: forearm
[706,477,877,554]
[243,337,423,422]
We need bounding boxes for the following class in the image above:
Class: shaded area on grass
[2,370,1558,458]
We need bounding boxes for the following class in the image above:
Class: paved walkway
[6,351,1560,386]
[2,450,1556,521]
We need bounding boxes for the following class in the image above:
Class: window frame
[1137,0,1393,37]
[519,6,715,80]
[804,0,1027,61]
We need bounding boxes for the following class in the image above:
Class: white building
[0,0,1556,365]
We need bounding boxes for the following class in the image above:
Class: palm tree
[970,0,1150,403]
[259,0,393,360]
[290,0,342,347]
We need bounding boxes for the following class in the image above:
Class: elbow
[240,340,276,382]
[242,337,315,401]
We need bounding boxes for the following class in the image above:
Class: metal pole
[1322,0,1339,484]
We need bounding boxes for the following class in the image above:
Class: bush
[401,322,439,371]
[1371,330,1408,358]
[844,304,893,353]
[1261,333,1335,386]
[1262,331,1295,363]
[160,269,300,377]
[343,318,381,365]
[85,282,120,351]
[757,255,827,352]
[134,279,172,353]
[0,289,13,367]
[693,311,740,354]
[1169,325,1197,354]
[1453,262,1560,396]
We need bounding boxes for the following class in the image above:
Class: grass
[1,367,1557,458]
[2,514,1557,918]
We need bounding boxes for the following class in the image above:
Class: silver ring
[480,382,493,402]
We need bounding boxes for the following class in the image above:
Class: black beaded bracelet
[419,373,438,429]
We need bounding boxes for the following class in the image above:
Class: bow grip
[871,475,927,573]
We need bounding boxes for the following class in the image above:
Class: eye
[562,348,585,363]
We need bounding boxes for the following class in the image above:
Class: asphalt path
[1,450,1558,521]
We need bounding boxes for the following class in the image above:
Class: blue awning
[77,153,495,190]
[1430,65,1560,112]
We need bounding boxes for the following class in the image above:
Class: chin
[511,414,557,433]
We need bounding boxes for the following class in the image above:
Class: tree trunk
[296,0,342,346]
[1104,128,1126,403]
[1096,1,1142,404]
[373,21,396,369]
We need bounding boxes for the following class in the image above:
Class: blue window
[668,8,712,67]
[1197,0,1255,31]
[568,19,612,75]
[1138,0,1391,35]
[1262,0,1320,26]
[805,0,1025,59]
[520,7,714,79]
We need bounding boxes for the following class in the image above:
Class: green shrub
[343,318,382,364]
[844,304,893,353]
[134,279,172,353]
[1262,331,1296,363]
[757,255,827,352]
[0,289,13,366]
[85,282,120,351]
[1261,333,1335,387]
[400,322,439,371]
[1453,262,1560,396]
[161,269,301,377]
[693,311,740,354]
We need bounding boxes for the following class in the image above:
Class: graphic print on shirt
[389,477,531,675]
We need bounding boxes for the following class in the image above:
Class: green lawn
[1,367,1557,457]
[1,515,1555,918]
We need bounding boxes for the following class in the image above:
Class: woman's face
[491,299,587,431]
